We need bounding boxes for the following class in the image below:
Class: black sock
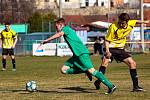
[96,66,106,83]
[99,66,106,74]
[130,69,139,88]
[2,59,6,68]
[12,59,16,69]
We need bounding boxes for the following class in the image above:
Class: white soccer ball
[26,81,37,92]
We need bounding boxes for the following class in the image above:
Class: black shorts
[2,48,14,56]
[104,48,131,62]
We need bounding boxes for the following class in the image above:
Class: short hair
[5,22,11,25]
[118,13,130,22]
[55,18,65,24]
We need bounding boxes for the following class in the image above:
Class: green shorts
[64,54,94,71]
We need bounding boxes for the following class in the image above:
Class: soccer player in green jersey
[0,22,18,71]
[94,13,149,92]
[41,18,116,94]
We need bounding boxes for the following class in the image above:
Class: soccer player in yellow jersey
[0,22,18,71]
[94,13,149,92]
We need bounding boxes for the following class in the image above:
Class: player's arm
[11,31,18,48]
[0,39,2,48]
[42,31,64,44]
[0,32,2,48]
[136,20,150,24]
[89,21,111,28]
[104,24,115,58]
[12,36,18,48]
[104,40,111,58]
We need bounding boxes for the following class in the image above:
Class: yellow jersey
[0,29,17,49]
[105,20,137,48]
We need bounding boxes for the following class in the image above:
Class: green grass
[0,54,150,100]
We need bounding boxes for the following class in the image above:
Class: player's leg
[9,49,16,71]
[2,55,7,71]
[61,65,84,74]
[123,57,144,92]
[79,54,116,94]
[10,55,16,71]
[74,61,92,81]
[61,56,84,74]
[94,47,113,90]
[88,68,116,94]
[61,60,117,94]
[94,56,110,89]
[2,49,8,71]
[94,43,97,54]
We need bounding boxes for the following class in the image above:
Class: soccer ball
[26,81,37,92]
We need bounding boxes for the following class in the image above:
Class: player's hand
[41,40,48,45]
[105,52,112,59]
[11,45,15,49]
[144,20,150,24]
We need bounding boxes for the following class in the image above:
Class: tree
[28,12,42,33]
[27,11,57,33]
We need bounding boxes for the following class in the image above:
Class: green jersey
[62,25,89,56]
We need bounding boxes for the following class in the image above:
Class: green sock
[66,68,84,74]
[92,70,113,88]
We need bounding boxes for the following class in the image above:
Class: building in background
[144,0,150,7]
[33,0,124,9]
[0,0,149,26]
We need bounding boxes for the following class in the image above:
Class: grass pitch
[0,54,150,100]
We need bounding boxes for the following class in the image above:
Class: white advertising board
[33,43,56,56]
[57,43,73,57]
[130,27,141,41]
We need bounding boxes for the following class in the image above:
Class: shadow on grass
[0,86,95,94]
[59,86,94,93]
